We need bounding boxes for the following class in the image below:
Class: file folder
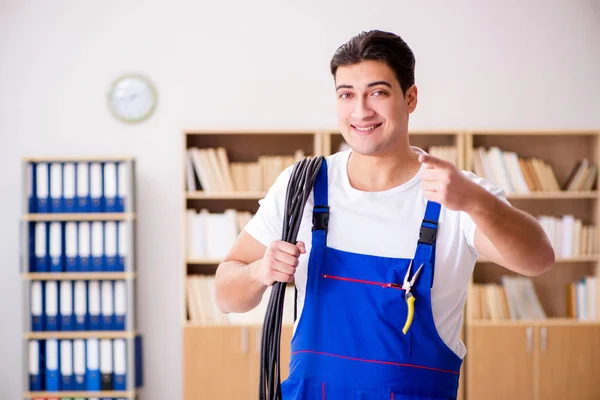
[114,281,126,331]
[50,163,63,213]
[76,162,90,212]
[36,162,49,213]
[91,222,104,272]
[101,281,114,330]
[49,222,63,273]
[88,281,101,330]
[29,340,42,391]
[60,339,74,390]
[100,339,113,390]
[117,162,127,212]
[117,222,126,272]
[34,222,48,273]
[45,338,60,391]
[105,222,117,271]
[63,163,76,213]
[73,281,87,330]
[113,338,126,391]
[65,222,78,272]
[90,162,103,213]
[78,222,91,272]
[45,281,59,331]
[86,338,100,391]
[60,281,73,331]
[73,339,86,390]
[104,163,118,212]
[31,281,44,331]
[28,163,36,213]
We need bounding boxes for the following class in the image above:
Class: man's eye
[339,93,352,99]
[373,90,387,96]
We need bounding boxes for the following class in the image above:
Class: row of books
[187,274,295,325]
[537,216,598,258]
[186,209,252,260]
[31,281,126,332]
[471,275,597,321]
[28,161,130,214]
[427,145,458,166]
[29,221,128,273]
[472,147,597,193]
[28,337,142,392]
[470,277,546,320]
[186,146,306,193]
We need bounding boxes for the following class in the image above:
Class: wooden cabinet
[183,325,293,400]
[467,323,600,400]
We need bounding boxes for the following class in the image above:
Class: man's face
[334,60,417,156]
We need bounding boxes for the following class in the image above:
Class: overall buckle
[312,206,329,232]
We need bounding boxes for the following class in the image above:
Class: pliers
[402,260,424,335]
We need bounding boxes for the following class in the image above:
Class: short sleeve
[460,170,511,252]
[243,166,293,247]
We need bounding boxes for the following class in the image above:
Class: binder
[28,163,36,213]
[86,338,101,391]
[45,338,60,391]
[48,222,63,273]
[45,281,59,331]
[36,162,49,213]
[73,339,86,390]
[113,338,126,390]
[117,162,127,212]
[91,221,104,272]
[29,340,42,391]
[88,281,101,330]
[34,222,48,273]
[50,163,63,213]
[90,162,103,213]
[60,339,74,390]
[63,163,76,213]
[59,281,73,331]
[101,281,114,330]
[117,222,126,272]
[78,222,91,272]
[105,222,117,271]
[31,281,44,331]
[100,339,113,390]
[76,162,90,212]
[114,281,126,331]
[104,162,118,212]
[73,281,87,330]
[65,222,78,272]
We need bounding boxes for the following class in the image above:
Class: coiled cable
[258,155,325,400]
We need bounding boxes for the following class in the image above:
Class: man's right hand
[250,240,306,286]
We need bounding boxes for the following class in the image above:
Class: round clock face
[108,74,157,123]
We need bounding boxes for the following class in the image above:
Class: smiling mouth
[352,123,383,132]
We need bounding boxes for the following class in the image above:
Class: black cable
[258,155,325,400]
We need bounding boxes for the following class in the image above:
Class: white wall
[1,0,599,399]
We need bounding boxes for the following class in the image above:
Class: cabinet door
[538,325,600,400]
[183,325,253,400]
[249,325,294,396]
[467,325,535,400]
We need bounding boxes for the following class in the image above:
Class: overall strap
[415,200,440,270]
[311,158,329,248]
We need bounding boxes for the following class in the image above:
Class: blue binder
[65,222,78,272]
[28,340,42,391]
[31,281,44,332]
[28,162,37,213]
[59,281,73,331]
[63,163,76,213]
[73,339,86,390]
[34,222,48,273]
[104,162,118,213]
[36,162,49,213]
[45,281,59,331]
[60,339,74,390]
[76,162,90,212]
[117,162,126,212]
[86,338,101,391]
[50,163,63,213]
[73,281,87,331]
[90,162,104,213]
[45,338,60,391]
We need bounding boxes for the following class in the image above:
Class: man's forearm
[467,187,555,275]
[215,260,269,314]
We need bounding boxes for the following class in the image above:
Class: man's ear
[406,84,418,113]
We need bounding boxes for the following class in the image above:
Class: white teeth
[355,125,377,131]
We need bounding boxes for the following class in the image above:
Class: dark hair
[330,30,416,94]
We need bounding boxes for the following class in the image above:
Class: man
[215,30,554,399]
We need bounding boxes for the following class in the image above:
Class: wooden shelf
[469,318,600,327]
[187,259,222,265]
[468,130,600,136]
[187,191,266,200]
[477,255,599,263]
[24,331,136,339]
[24,390,137,398]
[23,156,135,162]
[23,272,135,280]
[506,191,597,199]
[23,212,135,221]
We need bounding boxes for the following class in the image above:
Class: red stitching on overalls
[292,350,459,375]
[322,274,405,290]
[322,382,326,399]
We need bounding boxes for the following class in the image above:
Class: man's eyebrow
[335,81,392,90]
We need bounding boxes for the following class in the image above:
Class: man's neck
[346,144,421,192]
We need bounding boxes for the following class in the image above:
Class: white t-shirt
[244,148,507,359]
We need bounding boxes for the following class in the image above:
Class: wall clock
[108,74,157,123]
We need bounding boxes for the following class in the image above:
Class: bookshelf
[463,130,600,400]
[21,157,143,399]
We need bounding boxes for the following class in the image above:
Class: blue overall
[281,159,463,399]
